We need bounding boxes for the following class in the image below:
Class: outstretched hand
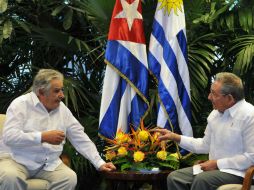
[151,128,181,143]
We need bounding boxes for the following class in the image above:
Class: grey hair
[32,69,64,96]
[215,72,244,102]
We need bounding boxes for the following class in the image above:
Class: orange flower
[117,146,128,156]
[156,150,167,160]
[105,151,116,161]
[133,151,145,162]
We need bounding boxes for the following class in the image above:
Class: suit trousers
[167,166,243,190]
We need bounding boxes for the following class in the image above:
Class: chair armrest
[242,166,254,190]
[60,154,71,167]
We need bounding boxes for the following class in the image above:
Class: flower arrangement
[104,121,180,172]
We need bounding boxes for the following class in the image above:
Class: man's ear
[228,94,236,104]
[38,89,45,96]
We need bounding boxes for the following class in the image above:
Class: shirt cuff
[34,132,42,144]
[217,158,229,169]
[179,135,188,146]
[95,159,106,170]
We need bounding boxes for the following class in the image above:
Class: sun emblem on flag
[158,0,183,15]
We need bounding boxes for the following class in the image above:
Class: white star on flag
[114,0,142,31]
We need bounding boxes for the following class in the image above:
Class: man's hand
[200,160,218,171]
[151,128,181,143]
[41,130,65,145]
[99,162,116,172]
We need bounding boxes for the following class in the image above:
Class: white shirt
[3,92,105,171]
[0,136,10,158]
[180,99,254,177]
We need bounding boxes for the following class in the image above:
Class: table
[100,170,172,190]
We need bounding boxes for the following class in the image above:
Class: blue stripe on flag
[177,30,188,62]
[99,78,127,138]
[158,79,180,134]
[152,19,191,122]
[148,52,161,80]
[129,94,148,131]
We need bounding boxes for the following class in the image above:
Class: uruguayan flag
[99,0,149,139]
[148,1,193,137]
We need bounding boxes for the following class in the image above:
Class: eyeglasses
[209,91,230,98]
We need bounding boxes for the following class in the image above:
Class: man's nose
[59,91,65,99]
[208,93,212,100]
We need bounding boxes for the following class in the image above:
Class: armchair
[0,114,70,190]
[217,166,254,190]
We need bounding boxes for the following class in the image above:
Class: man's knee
[0,168,25,183]
[67,169,77,187]
[49,169,77,190]
[0,169,27,190]
[59,168,77,187]
[167,170,182,187]
[167,171,177,182]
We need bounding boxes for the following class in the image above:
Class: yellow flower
[138,130,149,141]
[170,152,181,159]
[117,147,128,156]
[105,151,116,161]
[152,132,160,141]
[116,131,129,144]
[156,150,167,160]
[133,151,145,162]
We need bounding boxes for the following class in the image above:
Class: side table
[100,170,171,190]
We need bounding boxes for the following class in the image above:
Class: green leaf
[0,0,7,13]
[51,5,66,16]
[3,20,13,39]
[113,157,129,165]
[63,8,73,30]
[121,163,132,171]
[15,20,31,33]
[158,161,179,170]
[0,34,3,44]
[68,36,73,44]
[75,39,81,51]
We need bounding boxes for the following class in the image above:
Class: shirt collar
[31,91,41,107]
[224,99,245,118]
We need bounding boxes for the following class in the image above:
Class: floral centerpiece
[104,121,180,172]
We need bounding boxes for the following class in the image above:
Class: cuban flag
[99,0,149,139]
[148,1,193,138]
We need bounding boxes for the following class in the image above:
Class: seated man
[1,69,116,190]
[154,72,254,190]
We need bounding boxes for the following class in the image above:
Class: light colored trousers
[167,167,243,190]
[0,156,77,190]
